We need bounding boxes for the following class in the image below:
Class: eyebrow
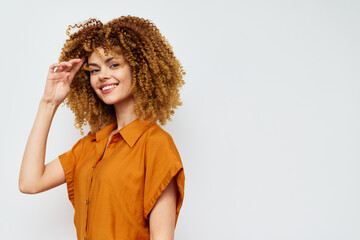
[88,57,115,67]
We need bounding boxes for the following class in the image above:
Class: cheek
[89,77,96,90]
[124,76,133,89]
[124,68,133,85]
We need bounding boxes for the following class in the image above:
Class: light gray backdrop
[1,0,359,239]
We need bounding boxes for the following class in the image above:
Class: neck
[113,96,137,131]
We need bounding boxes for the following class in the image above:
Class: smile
[100,84,119,94]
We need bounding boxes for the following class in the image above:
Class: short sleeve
[144,132,185,226]
[58,136,86,206]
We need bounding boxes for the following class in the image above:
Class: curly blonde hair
[59,16,185,135]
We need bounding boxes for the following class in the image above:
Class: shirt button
[85,200,88,205]
[92,164,95,168]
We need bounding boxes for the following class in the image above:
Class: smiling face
[88,48,134,107]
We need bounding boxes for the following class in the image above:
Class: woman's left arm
[149,177,178,240]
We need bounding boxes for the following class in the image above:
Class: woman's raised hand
[42,57,86,106]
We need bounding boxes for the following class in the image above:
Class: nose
[98,69,110,81]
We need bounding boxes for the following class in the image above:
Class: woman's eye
[90,69,99,74]
[110,64,120,68]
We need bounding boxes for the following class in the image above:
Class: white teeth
[102,84,118,91]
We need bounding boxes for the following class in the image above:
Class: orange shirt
[59,118,185,240]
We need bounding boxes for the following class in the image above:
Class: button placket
[84,135,114,238]
[84,169,94,236]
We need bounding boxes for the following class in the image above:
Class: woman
[19,16,186,240]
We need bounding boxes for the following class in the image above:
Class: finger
[59,62,72,67]
[62,59,82,73]
[48,63,60,73]
[55,65,65,72]
[69,57,86,80]
[67,58,82,65]
[54,59,81,71]
[59,62,73,72]
[50,71,70,80]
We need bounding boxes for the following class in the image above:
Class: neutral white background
[0,0,359,239]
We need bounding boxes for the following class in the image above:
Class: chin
[100,98,120,105]
[100,95,134,106]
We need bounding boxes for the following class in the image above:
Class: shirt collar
[90,118,155,148]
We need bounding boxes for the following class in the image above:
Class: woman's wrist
[39,98,60,112]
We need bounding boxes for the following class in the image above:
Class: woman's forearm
[19,99,59,193]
